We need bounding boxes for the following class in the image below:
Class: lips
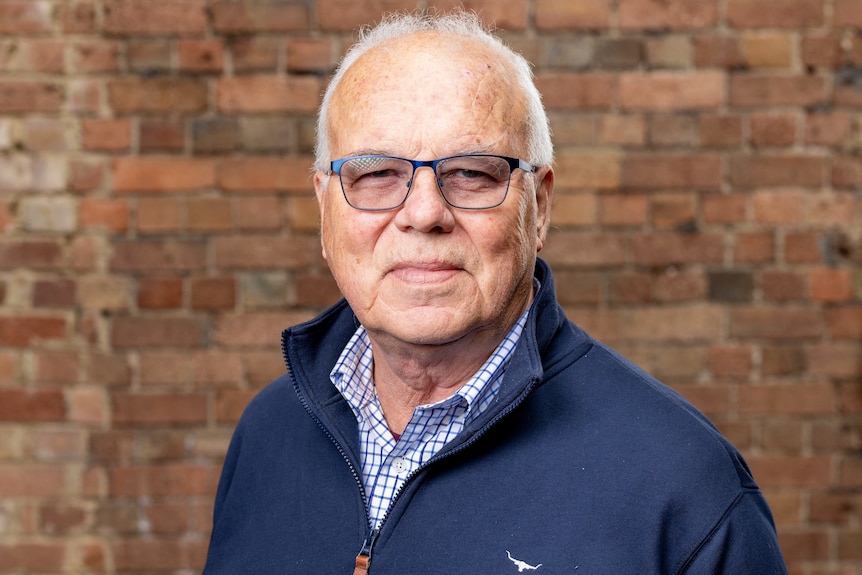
[388,261,462,285]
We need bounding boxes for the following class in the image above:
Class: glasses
[329,154,537,211]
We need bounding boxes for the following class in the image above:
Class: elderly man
[204,12,788,575]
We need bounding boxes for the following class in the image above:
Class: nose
[393,166,455,233]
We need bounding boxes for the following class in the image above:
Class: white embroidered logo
[506,550,542,572]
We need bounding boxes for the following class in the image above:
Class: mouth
[388,261,462,285]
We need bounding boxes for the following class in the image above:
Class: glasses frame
[329,154,537,211]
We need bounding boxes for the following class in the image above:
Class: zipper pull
[353,527,379,575]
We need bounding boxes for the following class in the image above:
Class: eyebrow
[341,144,501,159]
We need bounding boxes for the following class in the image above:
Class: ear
[313,170,329,261]
[534,166,554,253]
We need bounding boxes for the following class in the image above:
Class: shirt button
[391,456,410,477]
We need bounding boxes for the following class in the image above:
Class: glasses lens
[437,155,511,209]
[339,157,412,210]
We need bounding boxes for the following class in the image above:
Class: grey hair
[313,11,553,173]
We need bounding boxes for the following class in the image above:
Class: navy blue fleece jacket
[203,258,788,574]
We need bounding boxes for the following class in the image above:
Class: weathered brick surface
[0,2,858,573]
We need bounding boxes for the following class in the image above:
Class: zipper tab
[353,527,379,575]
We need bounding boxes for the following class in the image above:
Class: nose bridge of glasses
[406,160,444,191]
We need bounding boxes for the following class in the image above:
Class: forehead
[329,31,526,156]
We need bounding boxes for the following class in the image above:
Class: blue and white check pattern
[331,310,529,528]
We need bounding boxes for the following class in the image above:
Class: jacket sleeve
[681,489,788,575]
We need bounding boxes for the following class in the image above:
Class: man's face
[314,32,553,348]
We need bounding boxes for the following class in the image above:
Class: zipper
[282,337,376,572]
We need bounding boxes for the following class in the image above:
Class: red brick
[806,111,852,147]
[286,38,337,74]
[194,351,243,387]
[188,198,232,232]
[111,394,207,427]
[748,456,831,488]
[653,272,705,302]
[213,235,317,270]
[296,272,342,308]
[828,306,862,339]
[0,543,64,572]
[761,420,804,453]
[694,36,744,68]
[730,307,824,339]
[236,195,286,230]
[699,114,743,148]
[0,81,63,113]
[729,74,828,107]
[0,239,63,270]
[540,232,627,267]
[139,351,194,386]
[104,0,207,35]
[727,0,824,28]
[0,389,65,422]
[59,2,96,33]
[838,529,862,560]
[739,383,834,415]
[624,305,724,342]
[730,155,825,188]
[110,464,216,496]
[72,40,122,73]
[110,241,207,273]
[113,538,208,571]
[190,277,236,310]
[78,198,129,232]
[703,193,747,224]
[809,491,859,524]
[707,345,752,378]
[651,192,696,229]
[599,114,646,146]
[623,154,721,189]
[127,39,171,71]
[808,344,862,378]
[648,115,698,147]
[0,465,65,496]
[178,39,224,73]
[68,160,106,193]
[762,271,806,302]
[609,272,651,304]
[618,0,717,29]
[217,157,313,194]
[139,119,185,151]
[217,76,322,113]
[834,0,862,26]
[741,33,794,69]
[734,232,774,263]
[832,156,862,188]
[810,268,853,302]
[216,389,257,423]
[752,190,804,225]
[108,78,207,114]
[0,2,52,35]
[535,0,611,30]
[554,153,621,190]
[632,233,724,266]
[2,39,64,73]
[599,194,647,226]
[113,157,216,193]
[229,38,280,72]
[214,313,313,348]
[137,277,184,309]
[32,279,76,308]
[620,71,723,110]
[210,2,309,32]
[0,316,66,347]
[111,317,203,348]
[784,231,822,264]
[749,113,797,147]
[535,73,616,110]
[137,198,183,233]
[81,119,131,151]
[777,529,830,562]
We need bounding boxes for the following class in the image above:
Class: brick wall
[0,0,860,572]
